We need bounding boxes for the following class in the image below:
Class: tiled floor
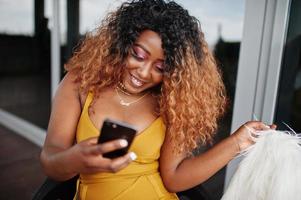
[0,75,51,129]
[0,125,45,200]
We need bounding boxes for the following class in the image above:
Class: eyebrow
[134,43,164,62]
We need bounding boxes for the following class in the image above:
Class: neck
[115,84,150,107]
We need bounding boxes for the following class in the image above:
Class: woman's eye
[131,49,145,61]
[155,65,164,73]
[132,54,144,61]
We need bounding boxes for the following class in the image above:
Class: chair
[32,176,78,200]
[177,184,214,200]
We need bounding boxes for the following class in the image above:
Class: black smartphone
[98,118,137,159]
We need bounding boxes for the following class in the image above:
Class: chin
[125,82,148,94]
[122,75,146,94]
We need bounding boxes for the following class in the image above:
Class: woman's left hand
[231,121,276,152]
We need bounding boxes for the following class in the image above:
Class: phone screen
[98,118,137,159]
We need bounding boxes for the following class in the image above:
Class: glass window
[275,0,301,133]
[0,0,51,129]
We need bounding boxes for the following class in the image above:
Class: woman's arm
[159,121,271,192]
[40,72,134,181]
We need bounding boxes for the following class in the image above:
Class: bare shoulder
[46,72,82,148]
[53,71,88,107]
[51,71,83,120]
[56,72,80,95]
[62,72,90,107]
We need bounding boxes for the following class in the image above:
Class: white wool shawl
[222,130,301,200]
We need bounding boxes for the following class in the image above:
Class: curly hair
[65,0,226,154]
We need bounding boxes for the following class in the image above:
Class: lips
[130,74,145,87]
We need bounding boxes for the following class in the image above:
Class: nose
[137,62,152,80]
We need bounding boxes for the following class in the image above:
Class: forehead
[135,30,164,59]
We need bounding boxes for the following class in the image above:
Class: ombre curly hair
[65,0,226,154]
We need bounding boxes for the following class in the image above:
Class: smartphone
[98,118,137,159]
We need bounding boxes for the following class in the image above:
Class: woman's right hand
[67,137,136,174]
[231,121,275,152]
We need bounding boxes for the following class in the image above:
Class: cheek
[125,58,138,69]
[152,74,163,84]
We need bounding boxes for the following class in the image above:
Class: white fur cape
[222,130,301,200]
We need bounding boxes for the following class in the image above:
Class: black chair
[177,185,214,200]
[32,176,78,200]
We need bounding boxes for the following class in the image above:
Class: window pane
[275,0,301,133]
[0,0,51,129]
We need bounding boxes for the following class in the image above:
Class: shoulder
[60,72,79,89]
[58,72,78,91]
[58,72,89,108]
[52,72,81,106]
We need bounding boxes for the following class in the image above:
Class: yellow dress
[74,93,178,200]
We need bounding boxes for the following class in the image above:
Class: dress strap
[82,92,93,112]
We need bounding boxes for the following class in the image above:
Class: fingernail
[119,139,128,147]
[129,152,137,160]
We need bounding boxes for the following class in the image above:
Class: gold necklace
[117,82,132,96]
[115,86,149,106]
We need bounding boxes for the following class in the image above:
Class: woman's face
[123,30,164,94]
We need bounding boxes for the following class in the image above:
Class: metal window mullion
[253,0,276,120]
[224,0,291,190]
[224,0,268,187]
[50,0,61,99]
[262,0,291,123]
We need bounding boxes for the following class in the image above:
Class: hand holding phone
[98,118,137,159]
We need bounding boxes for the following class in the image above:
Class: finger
[82,137,99,145]
[246,121,270,131]
[90,139,128,155]
[109,152,137,172]
[270,124,277,130]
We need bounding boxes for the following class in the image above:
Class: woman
[40,0,272,199]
